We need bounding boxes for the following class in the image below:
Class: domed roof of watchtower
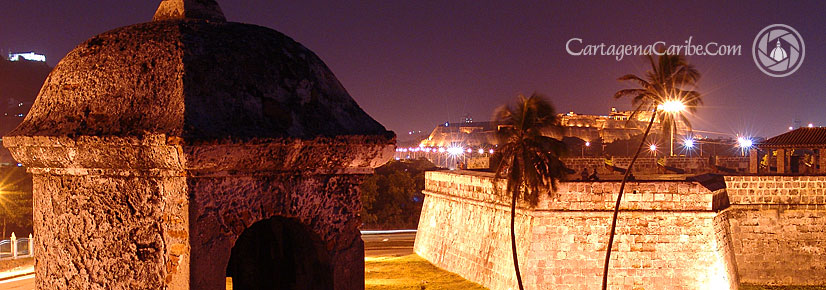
[10,0,391,141]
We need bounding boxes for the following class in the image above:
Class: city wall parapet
[415,171,826,289]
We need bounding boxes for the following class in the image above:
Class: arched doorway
[226,216,333,289]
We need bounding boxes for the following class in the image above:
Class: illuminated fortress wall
[418,109,688,148]
[414,171,738,290]
[415,171,826,289]
[724,176,826,285]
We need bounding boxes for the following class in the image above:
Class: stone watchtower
[3,1,394,289]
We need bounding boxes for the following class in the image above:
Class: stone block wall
[522,211,736,290]
[415,172,826,290]
[724,176,826,285]
[717,157,750,172]
[561,157,749,177]
[561,157,660,176]
[415,171,738,290]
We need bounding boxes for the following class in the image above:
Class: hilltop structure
[419,107,688,148]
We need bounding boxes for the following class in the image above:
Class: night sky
[1,1,824,141]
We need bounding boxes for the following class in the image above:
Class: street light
[582,141,591,157]
[737,137,753,156]
[658,100,686,156]
[737,137,753,148]
[649,144,658,156]
[683,138,695,157]
[658,100,686,113]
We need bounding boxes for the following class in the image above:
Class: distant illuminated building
[8,52,46,62]
[419,107,688,147]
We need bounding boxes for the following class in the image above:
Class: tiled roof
[759,127,826,148]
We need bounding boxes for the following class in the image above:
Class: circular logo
[753,24,805,77]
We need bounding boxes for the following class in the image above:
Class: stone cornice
[4,134,394,175]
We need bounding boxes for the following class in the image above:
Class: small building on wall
[750,127,826,174]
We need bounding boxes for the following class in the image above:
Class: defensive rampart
[415,171,737,290]
[724,175,826,286]
[415,171,826,289]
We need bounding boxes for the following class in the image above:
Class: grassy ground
[741,285,826,290]
[366,254,487,290]
[223,259,826,290]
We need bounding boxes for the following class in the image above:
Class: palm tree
[601,54,701,290]
[493,93,568,290]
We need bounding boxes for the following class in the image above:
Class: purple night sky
[1,1,824,141]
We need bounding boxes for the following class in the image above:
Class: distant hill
[0,58,52,163]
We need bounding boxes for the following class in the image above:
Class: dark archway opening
[226,216,333,290]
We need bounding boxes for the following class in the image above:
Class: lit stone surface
[724,176,826,285]
[4,1,393,289]
[561,156,750,176]
[153,0,226,22]
[415,171,738,290]
[415,171,826,289]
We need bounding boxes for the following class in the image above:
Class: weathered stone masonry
[416,171,826,289]
[724,176,826,285]
[3,1,395,289]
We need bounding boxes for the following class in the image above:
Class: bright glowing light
[789,126,794,130]
[808,123,814,128]
[438,147,446,153]
[658,100,686,113]
[447,147,464,156]
[8,52,46,62]
[737,137,753,148]
[684,139,695,148]
[478,149,484,154]
[649,144,657,152]
[466,148,472,153]
[585,141,591,147]
[489,149,495,154]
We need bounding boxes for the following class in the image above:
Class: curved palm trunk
[511,187,525,290]
[601,110,658,290]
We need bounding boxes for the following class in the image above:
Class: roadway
[0,273,34,289]
[0,231,417,289]
[363,231,417,257]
